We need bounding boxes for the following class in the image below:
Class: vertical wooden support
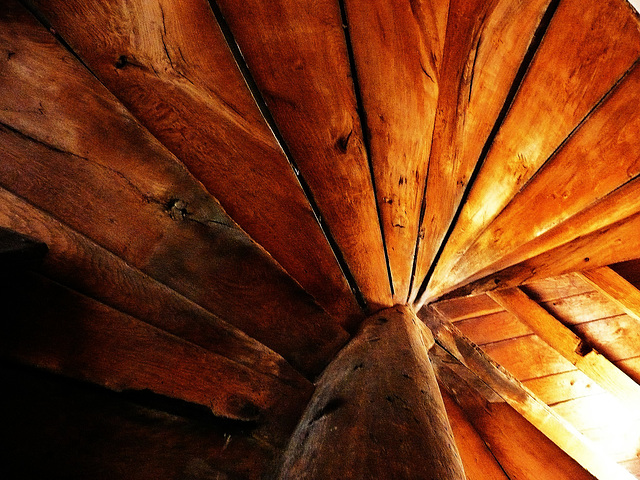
[277,306,465,479]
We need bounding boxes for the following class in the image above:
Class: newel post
[277,305,466,479]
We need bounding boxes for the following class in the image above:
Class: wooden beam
[418,306,634,480]
[578,267,640,323]
[488,288,640,413]
[433,349,598,480]
[0,227,47,269]
[278,306,466,479]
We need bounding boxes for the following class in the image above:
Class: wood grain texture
[343,0,446,301]
[574,314,640,362]
[419,307,618,480]
[580,267,640,323]
[278,306,465,480]
[0,363,279,480]
[28,0,362,326]
[455,311,533,346]
[214,0,393,309]
[433,293,502,321]
[540,292,624,326]
[426,0,640,302]
[522,273,593,302]
[0,2,348,376]
[441,391,510,480]
[433,53,640,300]
[0,186,307,385]
[411,0,550,301]
[0,272,311,445]
[522,370,605,405]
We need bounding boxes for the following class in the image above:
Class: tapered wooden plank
[278,306,466,480]
[574,315,640,362]
[0,226,47,269]
[0,2,348,376]
[443,208,640,300]
[214,0,392,309]
[539,291,623,326]
[455,311,533,345]
[27,0,361,326]
[428,55,640,302]
[0,272,312,445]
[579,267,640,323]
[0,186,308,384]
[419,306,633,480]
[427,0,640,302]
[489,288,640,411]
[522,273,594,302]
[523,370,605,405]
[342,0,446,301]
[411,0,552,301]
[0,363,278,480]
[441,391,510,480]
[432,293,502,321]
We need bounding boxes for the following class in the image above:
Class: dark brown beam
[277,306,465,479]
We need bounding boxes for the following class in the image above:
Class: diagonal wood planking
[26,0,362,326]
[213,0,393,310]
[411,0,551,303]
[0,1,348,376]
[424,0,640,304]
[341,0,447,302]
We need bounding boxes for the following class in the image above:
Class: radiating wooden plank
[489,288,640,411]
[523,370,605,405]
[540,292,624,326]
[522,273,593,302]
[441,391,510,480]
[419,309,624,480]
[427,0,640,302]
[278,306,465,480]
[0,226,47,269]
[214,0,392,309]
[455,311,533,346]
[1,363,278,480]
[0,2,348,376]
[411,0,552,301]
[0,186,307,384]
[0,272,311,445]
[342,0,446,302]
[574,315,640,362]
[428,54,640,301]
[432,293,502,321]
[27,0,362,326]
[443,208,640,300]
[580,267,640,323]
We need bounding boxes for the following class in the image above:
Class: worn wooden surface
[28,0,362,325]
[0,363,278,480]
[215,0,393,309]
[278,306,465,479]
[580,267,640,323]
[0,272,311,444]
[412,0,551,302]
[343,0,446,301]
[426,0,640,302]
[0,1,348,376]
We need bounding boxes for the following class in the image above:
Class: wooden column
[277,306,465,479]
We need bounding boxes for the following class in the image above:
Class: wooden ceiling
[2,0,640,478]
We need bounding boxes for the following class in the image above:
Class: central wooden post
[277,305,466,479]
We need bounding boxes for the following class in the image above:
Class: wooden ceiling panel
[425,0,640,302]
[0,2,348,376]
[27,0,362,326]
[521,273,593,302]
[454,311,533,346]
[214,0,393,309]
[342,0,447,301]
[522,370,605,405]
[575,315,640,362]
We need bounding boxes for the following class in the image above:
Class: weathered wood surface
[418,306,630,479]
[434,353,598,480]
[574,315,640,362]
[0,186,307,384]
[489,288,640,411]
[454,311,533,346]
[28,0,362,325]
[0,2,348,376]
[215,0,393,309]
[523,370,605,405]
[278,306,466,480]
[411,0,551,302]
[441,391,510,480]
[580,267,640,323]
[0,272,311,444]
[342,0,446,302]
[429,56,640,301]
[0,226,47,269]
[426,0,640,302]
[0,363,278,480]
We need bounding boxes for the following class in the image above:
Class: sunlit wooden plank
[579,267,640,323]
